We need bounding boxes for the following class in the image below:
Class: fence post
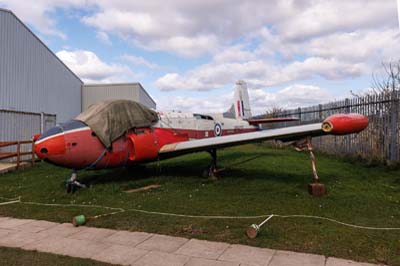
[389,90,399,163]
[297,107,301,122]
[16,141,21,169]
[31,140,35,166]
[318,104,323,120]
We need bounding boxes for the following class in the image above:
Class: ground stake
[246,214,274,239]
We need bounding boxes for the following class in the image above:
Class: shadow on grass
[77,150,305,188]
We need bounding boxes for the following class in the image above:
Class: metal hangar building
[82,83,156,111]
[0,8,156,142]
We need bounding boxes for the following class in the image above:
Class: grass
[0,247,117,266]
[0,144,399,265]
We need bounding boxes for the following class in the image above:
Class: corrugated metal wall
[0,109,56,141]
[82,83,156,110]
[0,109,56,161]
[0,9,82,123]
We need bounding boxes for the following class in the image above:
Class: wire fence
[265,91,400,164]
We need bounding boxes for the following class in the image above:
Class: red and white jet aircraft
[34,81,368,194]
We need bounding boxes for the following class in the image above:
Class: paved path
[0,162,30,174]
[0,216,382,266]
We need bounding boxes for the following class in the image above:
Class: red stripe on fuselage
[154,127,257,140]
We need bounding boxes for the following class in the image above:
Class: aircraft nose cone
[34,126,66,160]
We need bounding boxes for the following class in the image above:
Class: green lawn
[0,247,116,266]
[0,144,399,265]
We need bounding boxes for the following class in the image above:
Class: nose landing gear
[66,170,87,193]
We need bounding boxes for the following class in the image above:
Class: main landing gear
[294,137,326,197]
[66,170,87,193]
[203,148,219,180]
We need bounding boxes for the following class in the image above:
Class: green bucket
[72,215,86,227]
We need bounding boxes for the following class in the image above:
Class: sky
[0,0,399,115]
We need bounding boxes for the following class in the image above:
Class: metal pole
[40,112,44,133]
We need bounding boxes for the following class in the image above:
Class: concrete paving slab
[136,234,189,253]
[26,236,112,259]
[22,235,66,251]
[91,244,149,265]
[0,228,14,239]
[186,257,240,266]
[326,257,383,266]
[175,239,230,260]
[0,217,10,222]
[268,250,325,266]
[102,230,153,246]
[0,162,30,174]
[219,244,275,266]
[39,223,85,237]
[15,219,58,233]
[0,218,33,229]
[0,162,17,174]
[132,250,190,266]
[0,231,49,248]
[68,226,117,241]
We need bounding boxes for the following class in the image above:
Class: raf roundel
[214,123,222,137]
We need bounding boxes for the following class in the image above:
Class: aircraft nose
[34,126,66,160]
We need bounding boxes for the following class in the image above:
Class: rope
[0,197,399,231]
[82,148,108,170]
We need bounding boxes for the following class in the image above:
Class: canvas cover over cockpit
[75,100,158,148]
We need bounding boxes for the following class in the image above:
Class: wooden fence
[0,141,35,169]
[265,91,400,164]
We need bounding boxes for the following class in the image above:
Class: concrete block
[136,234,189,253]
[175,239,230,260]
[219,244,275,266]
[68,226,117,241]
[102,230,153,246]
[326,257,382,266]
[268,250,325,266]
[132,250,190,266]
[91,244,149,265]
[186,257,239,266]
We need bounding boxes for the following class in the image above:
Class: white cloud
[121,54,159,69]
[96,31,112,46]
[249,84,333,113]
[56,50,134,83]
[157,84,333,115]
[275,0,397,41]
[0,0,88,39]
[155,57,365,91]
[0,0,398,94]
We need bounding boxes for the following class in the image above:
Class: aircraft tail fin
[224,80,252,119]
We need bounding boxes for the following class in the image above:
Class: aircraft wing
[158,114,368,158]
[246,117,298,125]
